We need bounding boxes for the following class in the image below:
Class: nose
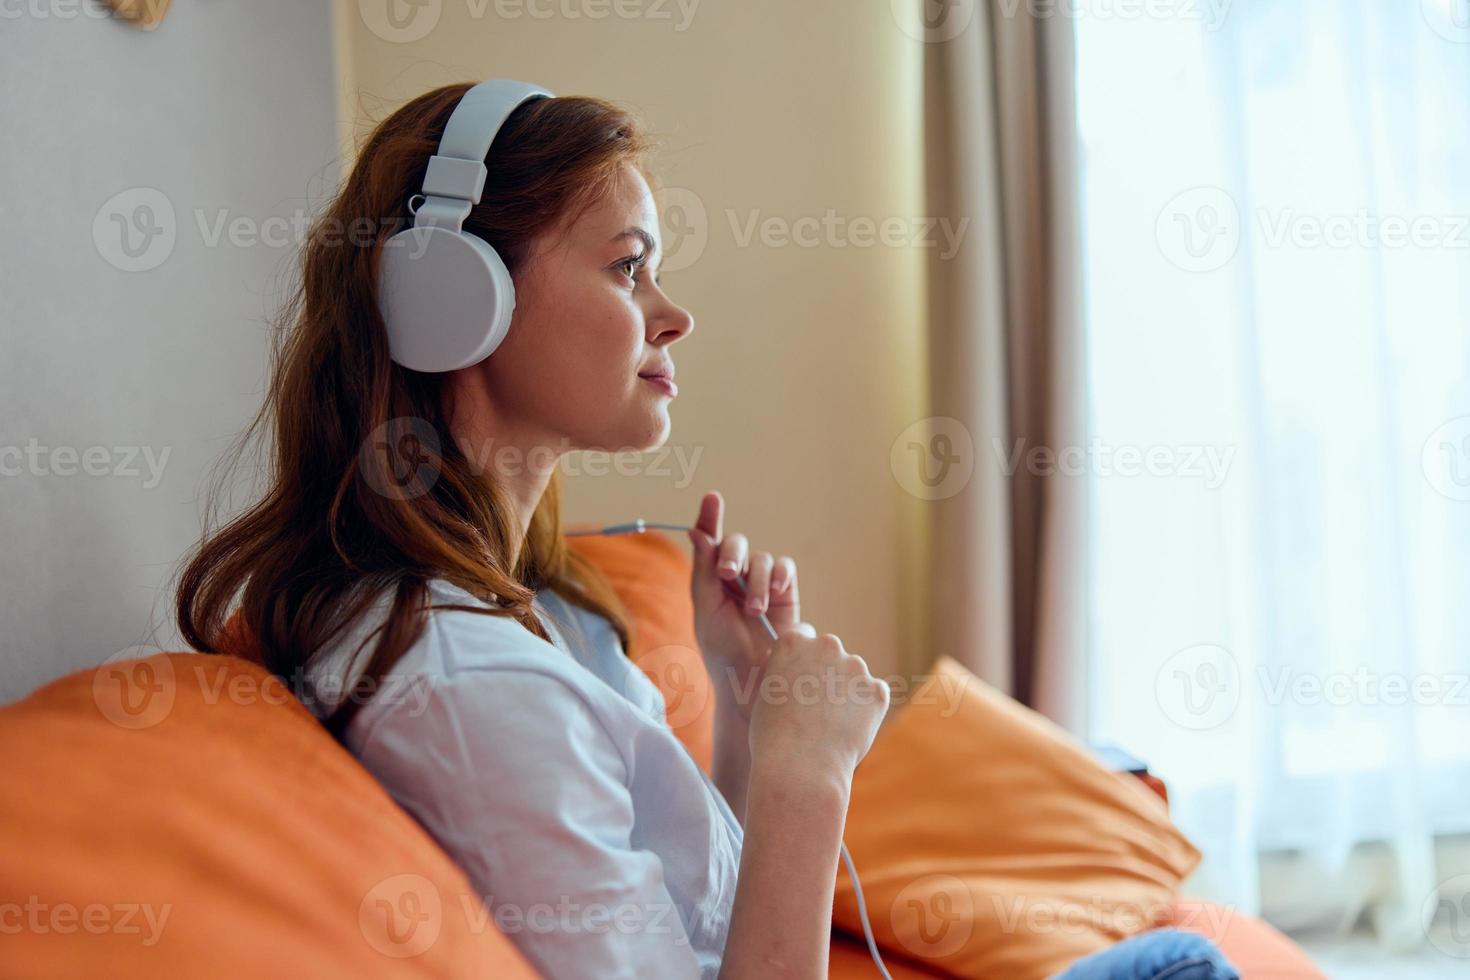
[647,289,694,346]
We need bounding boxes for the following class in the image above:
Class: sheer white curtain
[1074,0,1470,951]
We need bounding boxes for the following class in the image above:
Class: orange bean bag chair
[0,530,1323,979]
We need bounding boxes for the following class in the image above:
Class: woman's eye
[617,253,646,282]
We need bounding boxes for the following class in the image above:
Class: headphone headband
[413,79,553,233]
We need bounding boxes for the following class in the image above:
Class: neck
[444,380,564,569]
[498,450,558,566]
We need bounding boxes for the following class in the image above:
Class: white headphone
[377,79,553,373]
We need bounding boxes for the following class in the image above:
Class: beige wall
[334,0,931,677]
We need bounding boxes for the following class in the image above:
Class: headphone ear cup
[377,226,516,373]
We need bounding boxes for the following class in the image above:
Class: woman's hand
[747,625,890,783]
[687,491,799,719]
[718,627,889,980]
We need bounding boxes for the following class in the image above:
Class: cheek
[561,293,643,384]
[497,268,647,412]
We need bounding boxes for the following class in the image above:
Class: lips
[637,364,675,383]
[638,364,678,397]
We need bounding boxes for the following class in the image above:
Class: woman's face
[472,164,694,455]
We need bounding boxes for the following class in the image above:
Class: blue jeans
[1050,929,1240,980]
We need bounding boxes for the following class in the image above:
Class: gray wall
[0,2,340,701]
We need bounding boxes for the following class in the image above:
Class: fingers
[716,532,747,581]
[687,491,723,566]
[778,631,885,684]
[770,628,890,702]
[695,490,723,542]
[744,552,774,614]
[769,555,798,605]
[687,492,801,625]
[753,555,795,633]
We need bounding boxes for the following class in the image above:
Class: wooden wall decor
[102,0,173,29]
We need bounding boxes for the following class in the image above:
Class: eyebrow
[612,227,659,261]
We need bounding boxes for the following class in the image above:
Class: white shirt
[303,578,744,979]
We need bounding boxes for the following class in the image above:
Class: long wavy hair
[175,83,649,736]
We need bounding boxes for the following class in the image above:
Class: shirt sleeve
[355,663,703,980]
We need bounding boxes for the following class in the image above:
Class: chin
[627,409,673,453]
[583,405,671,454]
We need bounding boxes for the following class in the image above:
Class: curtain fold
[922,7,1088,730]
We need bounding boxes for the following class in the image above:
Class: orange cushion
[566,529,714,772]
[832,656,1203,980]
[0,653,538,980]
[1166,900,1327,980]
[830,932,945,978]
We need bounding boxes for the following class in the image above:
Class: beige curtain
[921,8,1087,731]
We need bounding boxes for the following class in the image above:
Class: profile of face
[463,164,694,456]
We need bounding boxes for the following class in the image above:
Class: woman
[176,82,888,978]
[176,82,1239,980]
